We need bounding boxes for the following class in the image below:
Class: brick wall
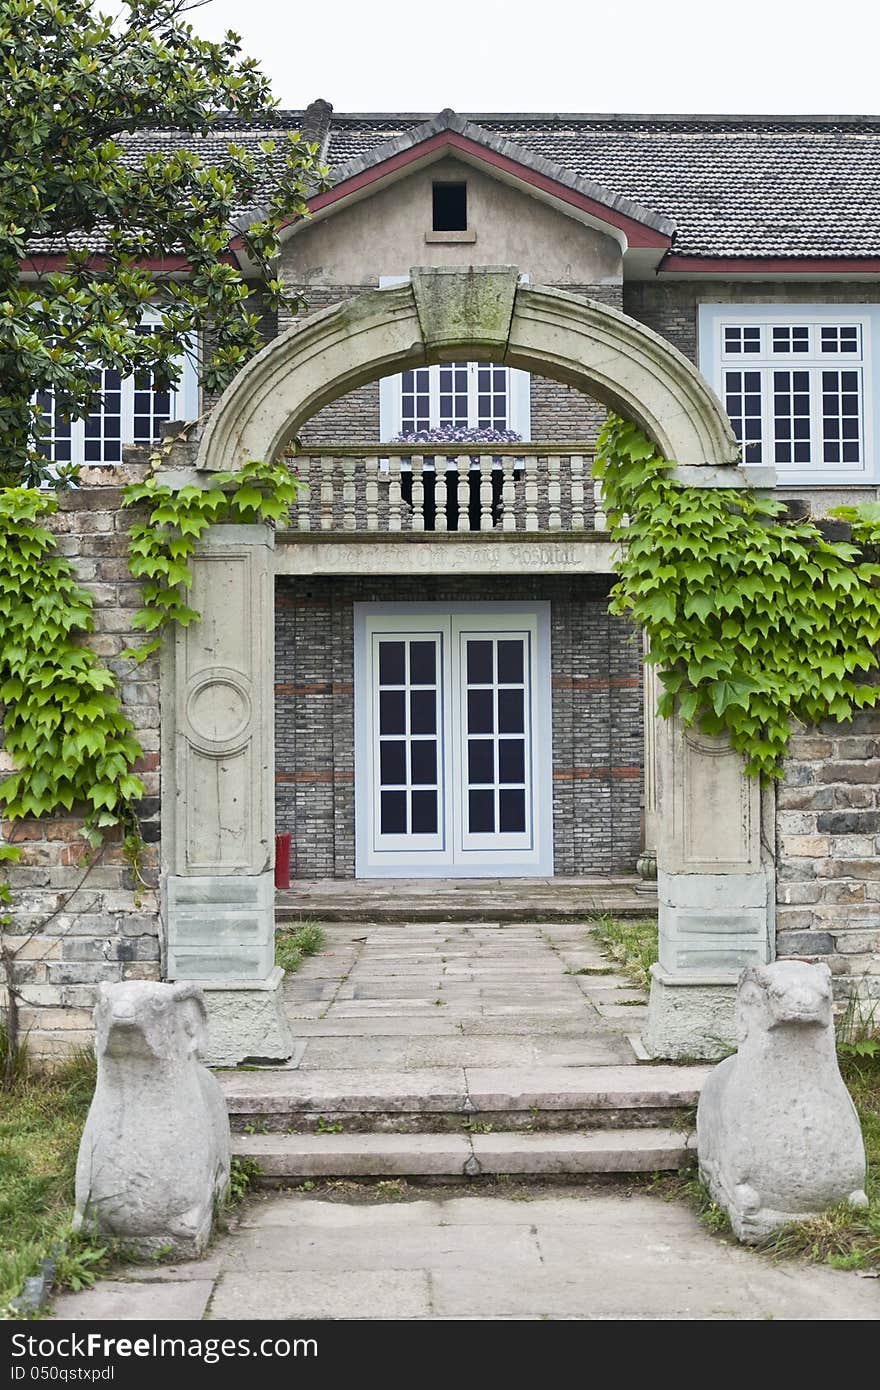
[0,467,161,1060]
[274,574,643,878]
[623,279,880,368]
[776,713,880,1003]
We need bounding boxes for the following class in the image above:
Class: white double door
[355,604,553,877]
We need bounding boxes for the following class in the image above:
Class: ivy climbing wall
[0,466,161,1060]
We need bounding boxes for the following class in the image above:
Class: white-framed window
[33,312,199,466]
[699,305,877,483]
[378,275,531,441]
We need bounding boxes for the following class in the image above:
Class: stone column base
[200,967,294,1067]
[645,964,738,1060]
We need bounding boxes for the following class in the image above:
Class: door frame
[354,601,553,878]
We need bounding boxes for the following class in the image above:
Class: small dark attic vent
[432,181,468,231]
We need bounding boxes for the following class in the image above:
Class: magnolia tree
[0,0,327,486]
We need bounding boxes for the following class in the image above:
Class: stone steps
[222,1065,707,1179]
[232,1128,693,1180]
[275,876,656,924]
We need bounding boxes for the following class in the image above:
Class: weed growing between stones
[274,921,326,974]
[589,915,658,990]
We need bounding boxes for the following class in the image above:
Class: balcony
[285,444,608,534]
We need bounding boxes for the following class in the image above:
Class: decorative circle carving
[184,670,252,753]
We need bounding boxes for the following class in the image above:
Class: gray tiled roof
[24,110,880,261]
[326,113,880,259]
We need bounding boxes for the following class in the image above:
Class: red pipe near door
[274,833,291,890]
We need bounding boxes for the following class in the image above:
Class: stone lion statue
[696,960,867,1243]
[74,981,231,1258]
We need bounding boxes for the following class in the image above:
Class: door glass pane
[467,641,493,684]
[467,689,494,733]
[497,640,524,684]
[409,641,436,684]
[410,740,437,785]
[468,739,494,783]
[411,790,438,834]
[498,739,525,783]
[381,791,407,834]
[499,789,526,833]
[379,690,405,735]
[380,741,406,784]
[379,641,406,685]
[410,689,436,734]
[469,789,495,833]
[498,688,524,733]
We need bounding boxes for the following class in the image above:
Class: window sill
[425,229,477,244]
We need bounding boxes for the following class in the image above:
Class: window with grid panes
[33,317,197,467]
[713,315,869,475]
[398,361,514,434]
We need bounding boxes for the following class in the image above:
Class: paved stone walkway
[51,1190,880,1321]
[279,920,648,1070]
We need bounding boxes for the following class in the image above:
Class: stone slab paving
[280,921,642,1070]
[50,1193,880,1321]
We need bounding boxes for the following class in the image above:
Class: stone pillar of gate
[635,636,659,893]
[161,523,293,1065]
[646,708,775,1059]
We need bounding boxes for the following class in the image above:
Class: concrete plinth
[645,965,737,1060]
[200,967,294,1067]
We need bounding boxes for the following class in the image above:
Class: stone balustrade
[286,444,607,534]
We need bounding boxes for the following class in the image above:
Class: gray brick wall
[275,575,643,878]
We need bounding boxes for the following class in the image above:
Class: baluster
[411,454,425,531]
[320,456,335,530]
[342,456,357,531]
[569,454,585,530]
[501,457,517,531]
[434,457,448,532]
[524,456,539,531]
[386,458,403,532]
[547,454,561,530]
[593,476,608,531]
[365,457,379,532]
[294,457,310,530]
[477,454,493,530]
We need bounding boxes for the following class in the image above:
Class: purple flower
[392,426,522,445]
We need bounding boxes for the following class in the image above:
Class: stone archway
[198,267,741,476]
[166,267,772,1065]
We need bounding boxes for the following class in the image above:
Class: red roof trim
[231,129,672,251]
[660,254,880,275]
[19,253,236,273]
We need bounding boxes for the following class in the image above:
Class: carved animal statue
[697,960,867,1243]
[74,981,231,1258]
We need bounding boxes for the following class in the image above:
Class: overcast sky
[179,0,879,115]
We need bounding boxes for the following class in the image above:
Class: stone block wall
[776,713,880,1003]
[274,574,643,878]
[0,467,162,1060]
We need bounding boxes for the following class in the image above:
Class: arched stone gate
[161,268,775,1063]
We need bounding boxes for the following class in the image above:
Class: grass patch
[0,1040,112,1313]
[589,914,658,990]
[274,920,325,974]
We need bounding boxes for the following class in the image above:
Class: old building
[14,105,880,1060]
